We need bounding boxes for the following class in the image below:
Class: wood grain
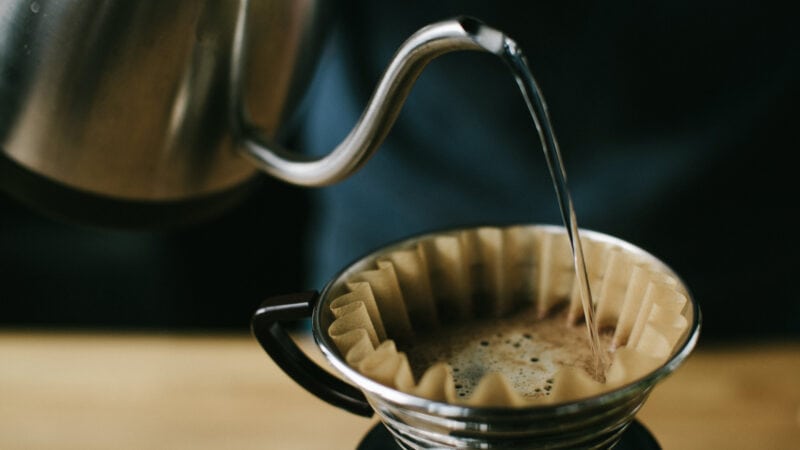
[1,331,797,449]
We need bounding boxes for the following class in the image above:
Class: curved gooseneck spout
[231,13,508,186]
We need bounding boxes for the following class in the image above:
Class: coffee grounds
[402,306,612,399]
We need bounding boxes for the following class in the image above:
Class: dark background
[0,173,310,329]
[2,1,798,342]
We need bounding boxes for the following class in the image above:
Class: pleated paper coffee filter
[324,225,691,406]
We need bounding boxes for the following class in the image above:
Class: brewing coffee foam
[404,307,612,399]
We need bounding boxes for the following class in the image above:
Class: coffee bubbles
[404,307,612,399]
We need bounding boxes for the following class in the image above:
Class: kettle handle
[230,13,508,186]
[251,291,374,417]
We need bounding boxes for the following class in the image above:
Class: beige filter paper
[326,226,691,406]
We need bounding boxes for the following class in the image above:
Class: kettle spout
[234,16,509,187]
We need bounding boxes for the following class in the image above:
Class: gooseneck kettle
[0,0,507,225]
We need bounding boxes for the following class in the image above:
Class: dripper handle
[232,15,507,186]
[251,291,374,418]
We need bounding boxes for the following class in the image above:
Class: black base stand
[357,419,661,449]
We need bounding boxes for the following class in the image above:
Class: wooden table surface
[1,330,798,449]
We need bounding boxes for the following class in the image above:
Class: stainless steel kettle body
[1,0,512,216]
[0,0,329,202]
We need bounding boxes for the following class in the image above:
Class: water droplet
[30,1,40,14]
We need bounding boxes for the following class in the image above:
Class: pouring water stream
[499,37,608,380]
